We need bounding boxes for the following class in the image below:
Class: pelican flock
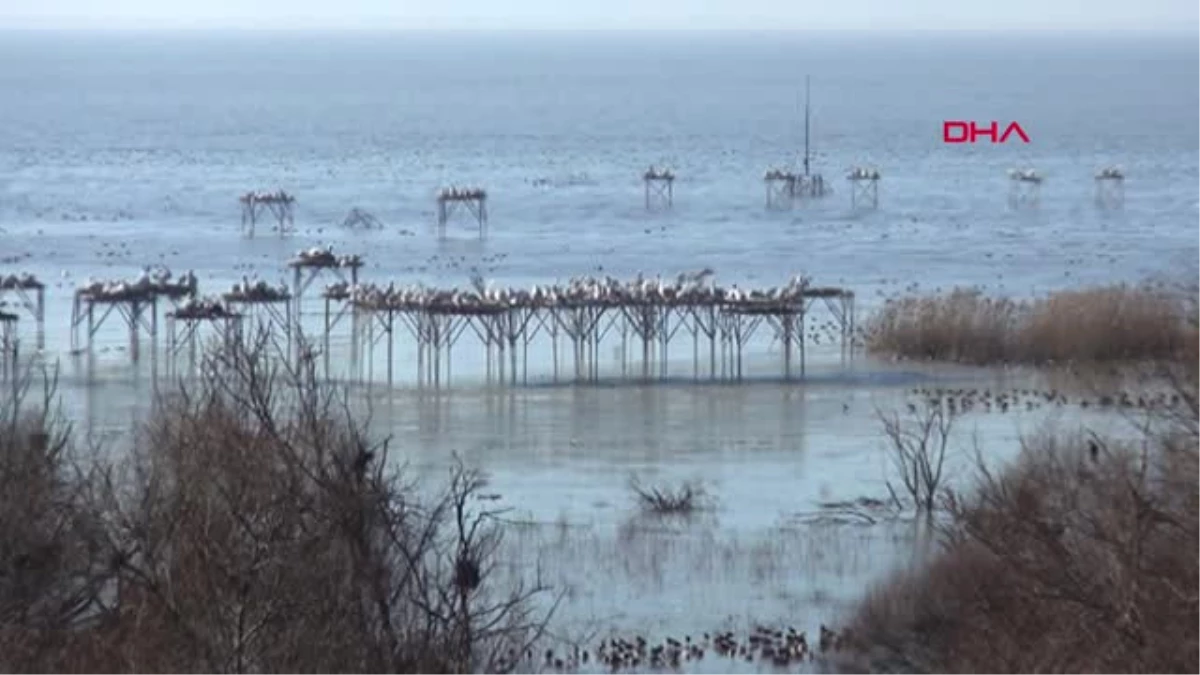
[224,278,291,303]
[289,246,363,269]
[171,297,238,320]
[76,267,198,301]
[0,272,43,290]
[239,190,294,204]
[322,270,843,314]
[437,186,487,201]
[847,167,881,180]
[644,166,675,181]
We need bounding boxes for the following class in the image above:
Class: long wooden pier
[24,256,856,388]
[333,276,855,387]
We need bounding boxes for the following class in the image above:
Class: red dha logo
[943,121,1030,144]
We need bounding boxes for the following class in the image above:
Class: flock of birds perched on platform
[1095,166,1125,180]
[764,168,798,181]
[239,190,294,204]
[498,624,849,672]
[76,267,198,302]
[322,270,851,313]
[224,278,291,303]
[847,167,881,180]
[643,166,675,181]
[170,297,239,321]
[289,246,363,269]
[437,186,488,201]
[0,272,43,290]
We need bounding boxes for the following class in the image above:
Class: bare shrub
[843,364,1199,673]
[0,364,111,672]
[628,476,710,516]
[865,282,1197,365]
[0,362,120,672]
[877,401,955,513]
[0,330,556,672]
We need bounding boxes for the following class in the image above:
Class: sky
[1,0,1198,31]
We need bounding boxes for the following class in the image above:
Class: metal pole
[803,75,811,178]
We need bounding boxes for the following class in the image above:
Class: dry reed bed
[837,357,1199,673]
[865,284,1198,365]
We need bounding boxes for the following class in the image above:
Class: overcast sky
[2,0,1198,31]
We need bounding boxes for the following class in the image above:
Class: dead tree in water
[878,401,956,513]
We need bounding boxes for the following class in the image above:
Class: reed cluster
[865,283,1197,366]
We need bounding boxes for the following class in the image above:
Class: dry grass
[839,364,1199,673]
[865,283,1198,366]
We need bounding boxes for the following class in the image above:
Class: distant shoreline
[0,27,1197,41]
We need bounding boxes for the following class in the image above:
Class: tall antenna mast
[803,75,812,177]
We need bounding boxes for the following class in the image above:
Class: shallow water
[57,358,1155,672]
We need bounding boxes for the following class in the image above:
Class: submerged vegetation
[865,283,1198,365]
[628,476,712,516]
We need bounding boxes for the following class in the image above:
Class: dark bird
[353,450,374,473]
[1088,440,1099,462]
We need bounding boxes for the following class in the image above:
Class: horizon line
[1,25,1197,34]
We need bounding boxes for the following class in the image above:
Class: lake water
[0,30,1196,671]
